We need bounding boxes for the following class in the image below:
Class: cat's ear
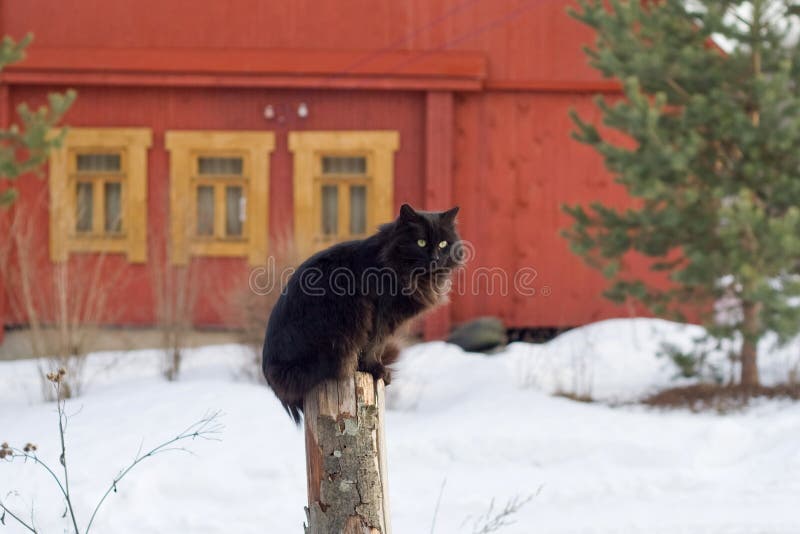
[440,206,459,224]
[399,203,419,222]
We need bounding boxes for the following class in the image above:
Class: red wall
[2,0,600,85]
[4,86,425,326]
[1,0,652,332]
[450,92,649,327]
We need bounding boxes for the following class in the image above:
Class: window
[289,131,399,258]
[48,128,152,263]
[318,155,369,240]
[165,131,275,265]
[192,154,247,239]
[73,151,124,235]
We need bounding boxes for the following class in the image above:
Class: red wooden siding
[3,86,425,326]
[2,0,600,86]
[0,0,651,336]
[0,85,7,343]
[450,92,649,327]
[423,92,456,339]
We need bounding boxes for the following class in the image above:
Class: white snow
[1,318,799,533]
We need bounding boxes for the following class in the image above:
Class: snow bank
[393,318,800,405]
[0,319,798,533]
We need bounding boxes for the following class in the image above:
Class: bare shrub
[784,346,800,385]
[150,242,201,382]
[567,343,595,401]
[223,236,299,382]
[0,193,125,398]
[0,369,222,533]
[789,360,800,385]
[461,492,538,534]
[428,478,538,534]
[515,328,595,401]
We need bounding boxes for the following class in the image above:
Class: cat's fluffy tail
[282,401,303,425]
[380,341,401,367]
[264,361,316,426]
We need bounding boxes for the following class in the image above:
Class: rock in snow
[446,316,507,353]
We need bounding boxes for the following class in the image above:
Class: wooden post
[303,372,392,534]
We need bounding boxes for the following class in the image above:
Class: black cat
[262,204,462,423]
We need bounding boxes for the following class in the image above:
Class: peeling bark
[304,373,390,534]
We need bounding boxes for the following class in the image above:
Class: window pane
[350,185,367,235]
[104,182,122,233]
[196,186,215,236]
[77,153,121,172]
[76,182,93,232]
[322,156,366,175]
[198,157,243,176]
[321,185,338,236]
[225,186,243,237]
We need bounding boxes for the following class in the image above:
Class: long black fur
[262,204,461,424]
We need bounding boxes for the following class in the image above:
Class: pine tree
[564,0,800,386]
[0,34,75,206]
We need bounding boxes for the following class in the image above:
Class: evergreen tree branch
[0,33,75,207]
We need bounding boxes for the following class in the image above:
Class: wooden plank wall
[2,0,599,87]
[3,86,425,327]
[451,92,649,327]
[0,0,654,331]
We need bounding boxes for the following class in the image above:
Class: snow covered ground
[1,318,798,533]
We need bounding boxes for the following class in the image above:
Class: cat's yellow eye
[417,239,427,247]
[438,240,448,249]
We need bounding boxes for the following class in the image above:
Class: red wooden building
[0,0,643,344]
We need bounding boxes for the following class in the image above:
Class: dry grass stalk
[148,213,206,382]
[218,234,300,382]
[0,191,126,398]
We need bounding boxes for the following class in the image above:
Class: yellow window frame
[165,131,275,265]
[289,131,399,259]
[49,128,152,263]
